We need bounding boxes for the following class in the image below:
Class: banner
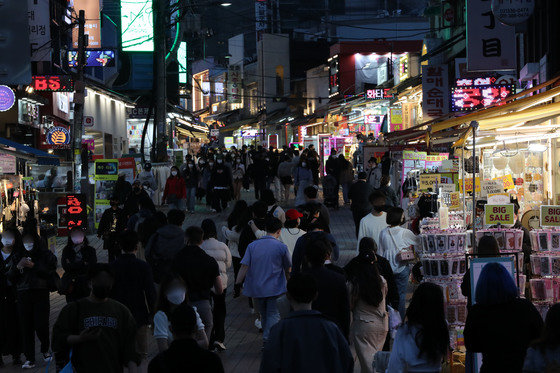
[466,0,516,71]
[72,0,101,49]
[227,65,242,104]
[94,159,118,228]
[422,65,449,119]
[484,204,515,226]
[28,0,51,62]
[493,174,514,191]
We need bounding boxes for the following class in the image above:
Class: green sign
[178,41,187,84]
[484,204,515,226]
[121,0,154,52]
[541,205,560,227]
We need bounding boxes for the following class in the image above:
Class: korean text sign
[484,204,515,226]
[66,194,87,229]
[422,65,449,119]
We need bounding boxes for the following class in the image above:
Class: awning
[221,117,258,134]
[0,137,60,165]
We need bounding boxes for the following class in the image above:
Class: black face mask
[133,187,141,193]
[372,205,387,213]
[91,284,111,299]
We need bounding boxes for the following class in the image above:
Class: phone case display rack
[528,229,560,319]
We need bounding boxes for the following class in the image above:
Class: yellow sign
[484,204,515,226]
[459,177,481,193]
[399,54,409,81]
[449,192,461,210]
[493,174,514,191]
[541,205,560,227]
[419,174,441,191]
[402,150,427,161]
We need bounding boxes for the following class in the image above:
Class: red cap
[285,209,303,220]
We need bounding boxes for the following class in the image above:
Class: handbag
[388,229,416,264]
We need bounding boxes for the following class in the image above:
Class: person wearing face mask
[110,231,157,370]
[358,191,389,250]
[0,228,23,367]
[124,180,155,218]
[209,158,233,213]
[163,166,187,211]
[231,157,245,200]
[135,162,158,198]
[181,160,200,213]
[378,207,421,319]
[7,228,57,369]
[293,156,314,207]
[98,196,126,263]
[202,158,214,208]
[52,264,138,373]
[153,274,207,353]
[61,228,97,302]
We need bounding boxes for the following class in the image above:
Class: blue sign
[68,50,116,67]
[0,85,16,112]
[46,127,71,146]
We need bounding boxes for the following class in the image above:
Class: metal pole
[154,0,168,162]
[471,121,478,252]
[73,10,86,192]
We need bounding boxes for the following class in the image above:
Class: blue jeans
[394,265,411,320]
[168,199,186,211]
[255,296,280,341]
[186,187,196,212]
[342,182,351,203]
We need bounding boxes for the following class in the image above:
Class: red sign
[66,194,87,229]
[451,84,515,112]
[365,88,393,100]
[32,75,74,92]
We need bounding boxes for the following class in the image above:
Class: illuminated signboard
[121,0,154,52]
[364,115,383,124]
[365,88,393,100]
[32,75,74,92]
[451,84,515,112]
[72,0,101,49]
[68,50,116,67]
[0,85,16,112]
[178,42,187,84]
[46,126,71,147]
[66,194,87,229]
[328,56,339,97]
[399,54,409,81]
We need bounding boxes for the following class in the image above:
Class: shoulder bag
[388,229,416,263]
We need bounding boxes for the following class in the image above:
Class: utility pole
[72,10,86,192]
[154,0,168,162]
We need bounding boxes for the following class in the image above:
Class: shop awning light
[528,143,548,152]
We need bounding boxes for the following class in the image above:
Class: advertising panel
[121,0,154,52]
[72,0,101,49]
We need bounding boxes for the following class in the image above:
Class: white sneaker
[254,318,262,330]
[214,341,227,351]
[22,361,35,369]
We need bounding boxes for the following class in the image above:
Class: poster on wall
[118,157,136,184]
[94,159,118,228]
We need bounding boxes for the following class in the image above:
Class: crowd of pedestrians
[0,143,559,372]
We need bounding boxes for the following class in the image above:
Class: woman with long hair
[61,227,97,302]
[523,303,560,372]
[0,228,23,366]
[153,274,208,353]
[465,262,543,372]
[200,219,231,351]
[162,165,187,211]
[386,282,449,372]
[7,228,57,369]
[345,240,387,373]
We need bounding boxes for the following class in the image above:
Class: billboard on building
[72,0,101,49]
[28,0,51,62]
[121,0,154,52]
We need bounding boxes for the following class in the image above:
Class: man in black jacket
[304,241,350,340]
[148,303,224,373]
[110,231,156,368]
[348,172,374,237]
[172,226,223,338]
[97,196,127,262]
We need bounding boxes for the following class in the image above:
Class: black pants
[232,256,242,282]
[104,235,121,263]
[254,178,266,200]
[210,290,227,344]
[18,289,50,362]
[0,290,22,358]
[212,189,229,212]
[352,209,370,238]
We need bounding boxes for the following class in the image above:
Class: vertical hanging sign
[467,0,516,71]
[422,65,449,120]
[66,194,87,229]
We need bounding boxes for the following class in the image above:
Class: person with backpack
[97,196,126,263]
[292,217,339,273]
[7,227,57,369]
[261,189,285,224]
[127,198,154,232]
[61,228,97,302]
[145,209,186,284]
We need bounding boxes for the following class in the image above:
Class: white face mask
[71,235,84,245]
[387,181,391,186]
[24,243,34,251]
[217,159,223,164]
[171,170,178,176]
[209,162,214,167]
[301,162,307,167]
[1,237,14,247]
[188,164,194,168]
[166,288,186,305]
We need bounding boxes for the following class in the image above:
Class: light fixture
[528,143,548,152]
[220,2,232,6]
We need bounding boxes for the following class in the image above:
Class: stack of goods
[419,229,469,326]
[475,228,526,293]
[529,229,560,319]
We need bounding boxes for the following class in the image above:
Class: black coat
[348,180,374,213]
[7,245,57,292]
[148,338,224,373]
[97,207,126,238]
[110,254,156,326]
[61,243,97,299]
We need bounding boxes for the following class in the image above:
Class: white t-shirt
[279,228,306,256]
[153,307,205,342]
[378,226,420,274]
[357,212,388,250]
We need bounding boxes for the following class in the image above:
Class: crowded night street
[1,0,560,372]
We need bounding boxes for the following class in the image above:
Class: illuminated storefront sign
[32,75,74,92]
[399,54,409,81]
[328,56,339,98]
[451,76,515,111]
[178,42,187,84]
[365,88,393,100]
[121,0,154,52]
[66,194,87,228]
[0,85,16,112]
[46,126,71,147]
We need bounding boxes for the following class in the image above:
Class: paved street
[2,189,360,372]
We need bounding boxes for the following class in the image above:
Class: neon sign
[66,194,87,229]
[32,75,74,92]
[451,84,515,112]
[365,88,393,100]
